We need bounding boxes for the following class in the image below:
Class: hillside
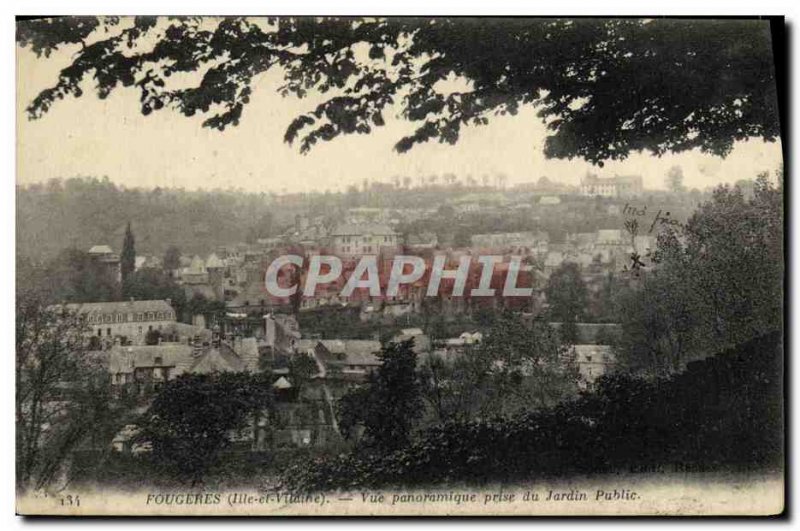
[16,177,283,261]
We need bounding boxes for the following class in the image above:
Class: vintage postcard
[15,16,785,516]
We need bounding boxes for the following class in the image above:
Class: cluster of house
[123,226,646,321]
[84,169,650,322]
[62,298,616,453]
[66,175,663,453]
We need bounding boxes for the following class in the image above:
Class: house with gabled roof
[330,223,398,257]
[63,299,177,346]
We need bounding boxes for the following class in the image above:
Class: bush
[279,332,782,492]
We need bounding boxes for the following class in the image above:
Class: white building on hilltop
[580,174,643,198]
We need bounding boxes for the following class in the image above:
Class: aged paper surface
[16,16,784,516]
[17,474,784,516]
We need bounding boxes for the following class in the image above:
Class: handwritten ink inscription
[623,203,684,234]
[622,203,684,234]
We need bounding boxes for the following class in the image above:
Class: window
[154,356,163,365]
[107,328,111,336]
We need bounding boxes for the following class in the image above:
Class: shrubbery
[279,332,782,492]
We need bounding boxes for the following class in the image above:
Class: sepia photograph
[13,14,785,516]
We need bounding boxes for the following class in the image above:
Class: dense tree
[120,222,136,289]
[124,268,185,307]
[245,212,275,244]
[545,262,588,342]
[18,248,120,304]
[182,293,227,326]
[162,245,182,272]
[282,332,783,493]
[665,166,686,194]
[16,298,114,491]
[16,177,289,262]
[589,271,621,323]
[419,312,579,421]
[287,353,318,395]
[617,172,783,374]
[136,372,273,484]
[337,339,422,452]
[18,17,779,165]
[472,312,579,413]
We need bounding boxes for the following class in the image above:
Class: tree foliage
[136,372,273,484]
[17,248,119,304]
[665,165,685,193]
[282,331,782,492]
[124,268,185,307]
[337,339,422,452]
[16,177,283,262]
[617,172,783,374]
[163,245,182,272]
[287,352,318,395]
[16,298,114,491]
[419,312,579,422]
[18,17,779,164]
[120,221,136,289]
[545,262,588,342]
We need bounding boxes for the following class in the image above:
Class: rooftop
[88,244,114,255]
[331,223,396,237]
[64,299,175,315]
[107,343,194,374]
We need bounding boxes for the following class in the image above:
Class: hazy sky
[16,24,783,194]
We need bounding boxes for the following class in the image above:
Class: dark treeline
[16,177,283,261]
[15,176,492,262]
